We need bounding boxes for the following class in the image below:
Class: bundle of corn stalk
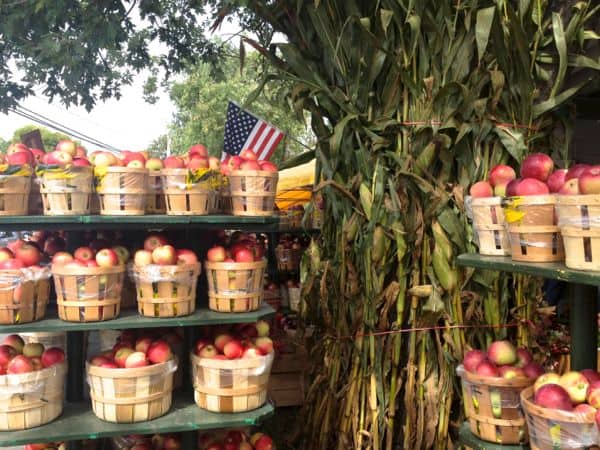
[218,1,600,448]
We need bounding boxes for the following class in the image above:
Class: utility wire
[10,107,120,152]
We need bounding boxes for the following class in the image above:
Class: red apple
[188,157,209,170]
[163,436,181,450]
[520,153,554,181]
[114,348,135,368]
[164,156,185,169]
[547,169,568,193]
[505,178,522,196]
[498,365,526,379]
[7,355,33,374]
[90,356,111,366]
[514,178,550,196]
[43,150,73,166]
[76,146,87,157]
[258,161,278,172]
[559,178,580,195]
[135,337,154,354]
[15,243,41,267]
[208,156,221,170]
[475,361,499,377]
[574,403,597,416]
[523,362,545,380]
[566,164,591,181]
[0,345,17,365]
[234,248,255,263]
[255,336,274,354]
[41,347,65,368]
[254,434,274,450]
[487,340,517,366]
[243,347,263,358]
[72,157,91,167]
[6,143,29,155]
[214,334,233,353]
[239,160,261,171]
[239,149,258,161]
[146,340,172,364]
[55,140,77,156]
[125,351,149,368]
[144,234,169,251]
[489,165,516,187]
[2,334,24,353]
[152,245,177,265]
[587,380,600,408]
[206,246,226,263]
[74,246,95,262]
[581,369,600,384]
[515,348,533,368]
[100,361,119,369]
[469,181,493,198]
[534,384,573,411]
[579,166,600,194]
[559,371,589,404]
[188,144,209,159]
[176,249,198,265]
[7,149,34,166]
[462,349,486,373]
[95,248,119,267]
[194,339,212,355]
[227,156,243,171]
[223,340,244,359]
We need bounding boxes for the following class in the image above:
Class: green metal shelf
[0,305,275,333]
[458,422,529,449]
[0,215,279,232]
[0,396,275,446]
[457,254,600,286]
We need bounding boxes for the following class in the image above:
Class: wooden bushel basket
[86,359,176,423]
[161,169,219,215]
[275,247,302,272]
[0,173,30,216]
[39,166,93,215]
[229,170,278,217]
[505,195,564,262]
[191,352,274,413]
[0,269,50,324]
[52,265,125,322]
[130,263,200,318]
[459,367,532,445]
[231,192,276,216]
[562,226,600,271]
[0,362,66,430]
[557,195,600,230]
[204,260,266,313]
[95,167,148,215]
[146,172,165,214]
[470,197,511,256]
[521,386,599,450]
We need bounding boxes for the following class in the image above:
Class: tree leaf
[475,7,495,63]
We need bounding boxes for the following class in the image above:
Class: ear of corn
[233,0,600,447]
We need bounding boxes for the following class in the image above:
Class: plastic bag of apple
[24,443,66,450]
[86,334,177,423]
[458,340,544,444]
[0,240,51,324]
[222,151,278,217]
[198,430,275,450]
[0,143,39,216]
[191,321,275,413]
[111,433,182,450]
[0,334,66,431]
[34,142,94,216]
[520,368,600,449]
[131,234,201,318]
[205,241,267,313]
[50,246,127,322]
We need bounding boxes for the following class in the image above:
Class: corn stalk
[223,0,600,448]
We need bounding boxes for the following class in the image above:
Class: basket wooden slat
[160,169,219,215]
[521,386,599,450]
[52,265,125,322]
[191,352,273,413]
[460,368,532,445]
[0,174,30,216]
[562,226,600,271]
[228,170,278,193]
[146,172,165,214]
[471,197,511,256]
[231,192,276,216]
[0,362,66,430]
[39,166,93,215]
[131,263,200,318]
[557,195,600,230]
[507,225,564,262]
[87,359,175,423]
[0,270,50,324]
[204,261,266,313]
[504,195,558,227]
[96,167,148,215]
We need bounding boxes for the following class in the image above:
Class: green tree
[10,125,74,152]
[167,51,313,165]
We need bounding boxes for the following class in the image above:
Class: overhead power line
[9,106,121,153]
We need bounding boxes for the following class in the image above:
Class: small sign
[20,130,44,152]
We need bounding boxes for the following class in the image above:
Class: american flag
[222,101,284,161]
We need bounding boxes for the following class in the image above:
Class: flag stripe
[245,122,266,151]
[259,131,283,160]
[253,127,276,156]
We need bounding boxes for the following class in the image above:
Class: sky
[0,12,243,151]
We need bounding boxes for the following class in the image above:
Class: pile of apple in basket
[459,339,600,448]
[469,153,600,270]
[1,141,278,217]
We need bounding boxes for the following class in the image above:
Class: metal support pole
[568,283,598,370]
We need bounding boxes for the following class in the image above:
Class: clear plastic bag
[94,167,148,215]
[128,263,200,284]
